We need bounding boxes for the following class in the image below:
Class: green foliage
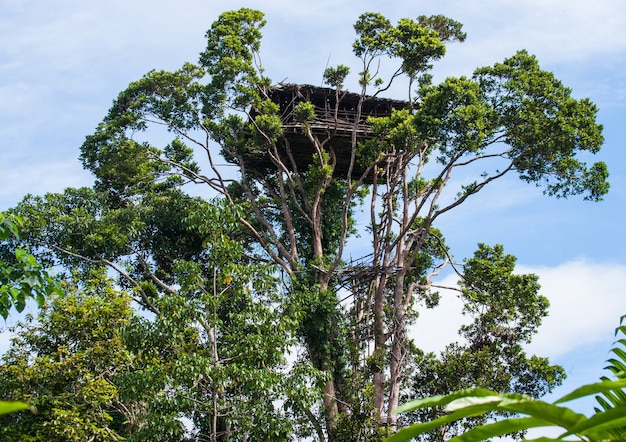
[81,64,206,204]
[0,401,29,415]
[392,316,626,441]
[479,51,607,200]
[293,282,347,369]
[0,212,60,319]
[199,8,269,115]
[119,264,302,441]
[8,187,317,439]
[391,383,626,442]
[353,13,394,59]
[592,315,626,439]
[402,244,564,440]
[253,111,283,143]
[359,108,422,167]
[415,50,607,201]
[294,101,317,122]
[324,65,351,89]
[460,244,549,345]
[353,12,465,81]
[0,271,132,441]
[0,213,313,441]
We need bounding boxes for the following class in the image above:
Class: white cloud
[410,273,467,353]
[410,259,626,360]
[0,159,93,210]
[520,260,626,357]
[439,0,626,65]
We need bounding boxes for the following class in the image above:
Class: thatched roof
[266,83,408,121]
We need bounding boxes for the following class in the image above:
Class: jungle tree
[6,8,608,441]
[0,272,133,441]
[401,245,566,440]
[6,188,316,441]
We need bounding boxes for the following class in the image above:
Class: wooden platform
[244,84,409,182]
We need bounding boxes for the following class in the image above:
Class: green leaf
[565,404,626,438]
[448,417,553,441]
[0,401,29,415]
[555,380,626,404]
[387,403,507,442]
[395,388,500,413]
[496,398,587,430]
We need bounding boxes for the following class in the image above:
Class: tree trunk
[387,259,408,431]
[372,272,388,423]
[322,378,339,433]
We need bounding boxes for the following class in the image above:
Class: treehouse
[245,83,409,183]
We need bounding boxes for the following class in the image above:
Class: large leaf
[564,404,626,438]
[0,401,29,415]
[555,380,626,404]
[448,417,553,442]
[387,403,509,442]
[494,397,586,430]
[395,388,501,413]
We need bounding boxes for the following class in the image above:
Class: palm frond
[592,315,626,439]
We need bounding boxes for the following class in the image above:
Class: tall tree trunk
[322,378,339,433]
[318,278,340,433]
[372,272,388,422]
[387,248,408,430]
[386,285,406,431]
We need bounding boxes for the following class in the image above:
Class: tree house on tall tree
[244,83,408,183]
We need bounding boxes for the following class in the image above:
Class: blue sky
[2,0,626,427]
